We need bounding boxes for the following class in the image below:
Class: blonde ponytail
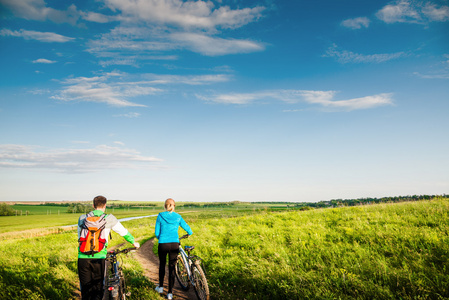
[165,198,175,212]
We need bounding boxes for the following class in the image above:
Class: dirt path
[134,238,197,300]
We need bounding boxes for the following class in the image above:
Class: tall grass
[0,217,159,300]
[187,198,449,299]
[1,199,447,299]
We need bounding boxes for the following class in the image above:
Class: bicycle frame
[178,245,195,285]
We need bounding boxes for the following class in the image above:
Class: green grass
[186,198,449,299]
[0,216,159,300]
[0,198,447,299]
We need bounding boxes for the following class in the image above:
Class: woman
[154,198,193,300]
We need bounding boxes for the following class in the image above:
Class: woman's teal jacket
[155,211,193,244]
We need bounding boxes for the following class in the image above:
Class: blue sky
[0,0,448,202]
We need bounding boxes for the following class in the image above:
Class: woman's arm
[154,214,161,239]
[180,216,193,235]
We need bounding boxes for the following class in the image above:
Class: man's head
[93,195,107,209]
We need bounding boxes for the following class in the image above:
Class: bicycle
[175,234,210,300]
[105,247,137,300]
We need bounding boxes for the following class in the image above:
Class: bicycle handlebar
[179,234,190,240]
[108,247,137,256]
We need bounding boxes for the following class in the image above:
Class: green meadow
[0,198,448,299]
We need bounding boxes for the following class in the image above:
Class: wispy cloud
[0,144,163,173]
[32,58,56,64]
[0,28,75,42]
[0,0,81,24]
[52,73,161,107]
[3,0,267,62]
[82,11,116,23]
[113,112,141,118]
[376,0,449,24]
[413,72,449,79]
[170,32,265,56]
[139,73,232,85]
[341,17,370,29]
[198,90,394,111]
[87,25,265,60]
[98,55,178,68]
[324,44,406,64]
[102,0,265,30]
[52,71,230,107]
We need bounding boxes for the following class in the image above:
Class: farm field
[0,198,448,299]
[0,201,291,235]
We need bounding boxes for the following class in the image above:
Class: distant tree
[67,203,91,213]
[0,203,15,216]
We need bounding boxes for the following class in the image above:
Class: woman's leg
[158,243,170,288]
[167,242,180,294]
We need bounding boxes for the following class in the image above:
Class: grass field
[188,198,449,299]
[1,201,289,235]
[0,198,448,299]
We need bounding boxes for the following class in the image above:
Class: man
[77,195,140,300]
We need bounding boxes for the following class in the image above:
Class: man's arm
[108,215,139,248]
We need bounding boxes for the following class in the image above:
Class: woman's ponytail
[165,198,175,212]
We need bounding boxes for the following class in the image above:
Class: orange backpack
[79,212,107,256]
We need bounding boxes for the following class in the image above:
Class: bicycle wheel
[191,261,209,300]
[119,270,127,300]
[175,255,190,290]
[107,266,120,300]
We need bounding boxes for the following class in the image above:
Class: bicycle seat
[184,246,195,251]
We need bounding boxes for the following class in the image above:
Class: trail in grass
[134,238,197,300]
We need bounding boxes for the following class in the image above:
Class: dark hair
[93,195,107,208]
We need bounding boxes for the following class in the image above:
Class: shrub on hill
[0,203,15,216]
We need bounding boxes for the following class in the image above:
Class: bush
[67,203,90,214]
[0,203,15,216]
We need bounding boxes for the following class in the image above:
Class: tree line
[294,194,448,209]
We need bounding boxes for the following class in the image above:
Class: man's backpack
[79,212,107,256]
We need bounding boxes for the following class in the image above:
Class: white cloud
[113,112,141,118]
[0,0,81,25]
[52,72,227,107]
[99,55,177,67]
[199,89,394,111]
[103,0,265,30]
[87,25,265,60]
[0,28,75,42]
[422,3,449,21]
[52,73,164,107]
[82,11,115,23]
[139,73,232,85]
[413,72,449,79]
[376,0,449,24]
[324,44,406,64]
[32,58,56,64]
[341,17,370,29]
[0,144,162,173]
[197,93,260,105]
[170,32,265,56]
[83,0,267,61]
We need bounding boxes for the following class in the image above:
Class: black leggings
[158,242,179,293]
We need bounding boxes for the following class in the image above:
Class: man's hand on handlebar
[133,242,140,249]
